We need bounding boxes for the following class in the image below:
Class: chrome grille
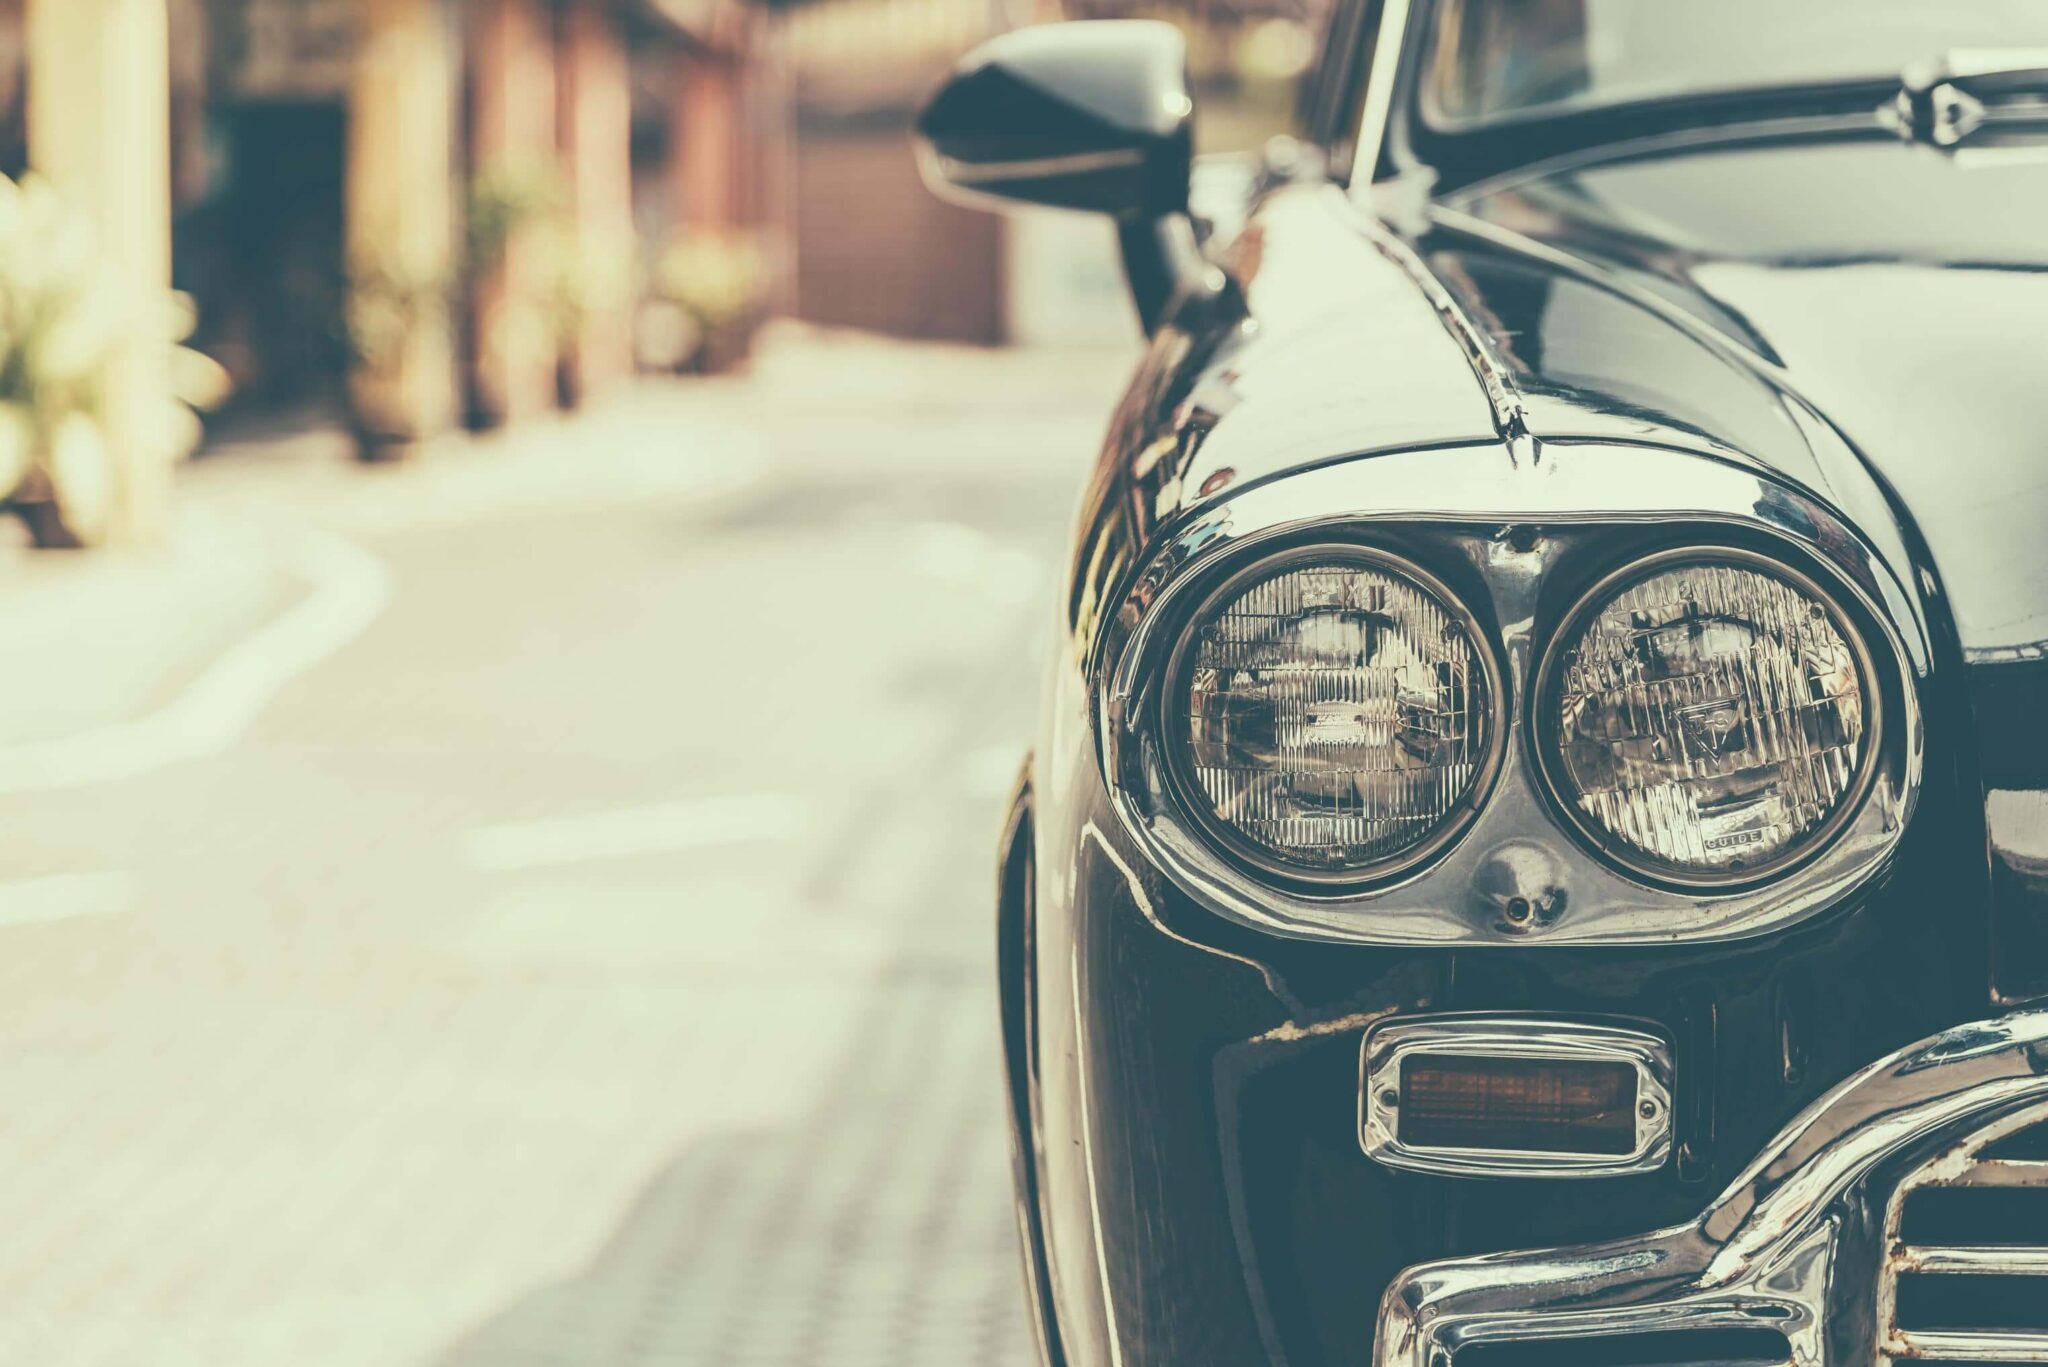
[1883,1110,2048,1364]
[1451,1327,1794,1367]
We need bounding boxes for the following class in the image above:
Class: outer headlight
[1166,547,1501,885]
[1540,549,1876,887]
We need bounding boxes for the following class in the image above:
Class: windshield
[1427,0,2048,126]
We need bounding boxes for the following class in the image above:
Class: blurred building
[165,0,773,431]
[780,0,1322,346]
[0,0,780,542]
[0,0,1319,545]
[783,0,1019,343]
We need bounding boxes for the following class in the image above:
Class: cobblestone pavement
[0,328,1130,1366]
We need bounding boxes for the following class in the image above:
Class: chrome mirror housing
[913,21,1211,333]
[914,20,1192,220]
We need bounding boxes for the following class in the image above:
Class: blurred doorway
[792,104,1005,344]
[180,102,352,417]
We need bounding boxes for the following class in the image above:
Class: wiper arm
[1883,49,2048,148]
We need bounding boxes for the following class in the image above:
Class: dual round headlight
[1172,550,1500,884]
[1165,545,1876,889]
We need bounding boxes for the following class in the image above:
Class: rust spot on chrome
[1879,1106,2048,1361]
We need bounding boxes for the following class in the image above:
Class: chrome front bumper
[1374,1008,2048,1367]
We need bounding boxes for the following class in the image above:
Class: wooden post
[555,0,635,406]
[25,0,174,543]
[752,14,798,321]
[346,0,459,458]
[467,0,559,428]
[672,49,741,234]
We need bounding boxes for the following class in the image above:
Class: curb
[0,529,392,796]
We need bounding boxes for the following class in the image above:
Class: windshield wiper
[1884,49,2048,148]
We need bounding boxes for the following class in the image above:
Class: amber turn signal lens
[1397,1054,1638,1156]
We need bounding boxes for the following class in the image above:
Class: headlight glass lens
[1549,556,1870,882]
[1177,554,1495,878]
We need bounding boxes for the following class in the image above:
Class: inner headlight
[1169,548,1500,884]
[1543,550,1875,886]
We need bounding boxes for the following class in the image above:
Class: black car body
[918,5,2048,1364]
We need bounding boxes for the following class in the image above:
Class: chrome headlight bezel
[1094,440,1926,948]
[1157,542,1509,892]
[1530,544,1887,893]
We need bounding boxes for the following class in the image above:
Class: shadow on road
[428,954,1033,1367]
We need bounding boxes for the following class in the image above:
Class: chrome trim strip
[1356,218,1528,449]
[1907,1155,2048,1188]
[1877,1080,2048,1364]
[1965,639,2048,664]
[1350,0,1412,192]
[1097,440,1926,947]
[1372,1008,2048,1367]
[1359,1015,1673,1178]
[936,147,1148,184]
[1889,1330,2048,1362]
[1893,1244,2048,1275]
[1432,115,1895,206]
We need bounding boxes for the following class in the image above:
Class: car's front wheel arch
[998,764,1068,1367]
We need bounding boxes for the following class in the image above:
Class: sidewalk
[0,322,1129,1367]
[0,363,770,769]
[0,515,306,752]
[0,322,1126,775]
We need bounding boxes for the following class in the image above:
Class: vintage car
[915,3,2048,1365]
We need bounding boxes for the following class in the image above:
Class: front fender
[999,768,1066,1367]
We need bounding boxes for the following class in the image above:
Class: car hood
[1437,133,2048,663]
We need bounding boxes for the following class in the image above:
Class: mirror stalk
[1118,213,1211,335]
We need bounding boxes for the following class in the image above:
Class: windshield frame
[1362,0,1913,195]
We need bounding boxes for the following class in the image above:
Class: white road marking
[464,793,808,873]
[0,872,139,927]
[0,531,392,796]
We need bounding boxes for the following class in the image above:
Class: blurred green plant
[0,174,229,547]
[463,159,564,283]
[642,233,769,374]
[651,233,769,334]
[549,228,639,345]
[345,256,452,375]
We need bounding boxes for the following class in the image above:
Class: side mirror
[914,21,1208,333]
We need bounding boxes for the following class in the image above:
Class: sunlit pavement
[0,327,1131,1366]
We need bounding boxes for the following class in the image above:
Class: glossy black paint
[914,20,1191,219]
[1439,135,2048,662]
[943,13,2048,1367]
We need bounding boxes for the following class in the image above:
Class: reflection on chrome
[1176,548,1496,880]
[1374,1009,2048,1367]
[1098,440,1925,947]
[1547,551,1876,886]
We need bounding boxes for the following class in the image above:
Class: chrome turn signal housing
[1360,1015,1675,1178]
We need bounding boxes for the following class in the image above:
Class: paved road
[0,330,1128,1366]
